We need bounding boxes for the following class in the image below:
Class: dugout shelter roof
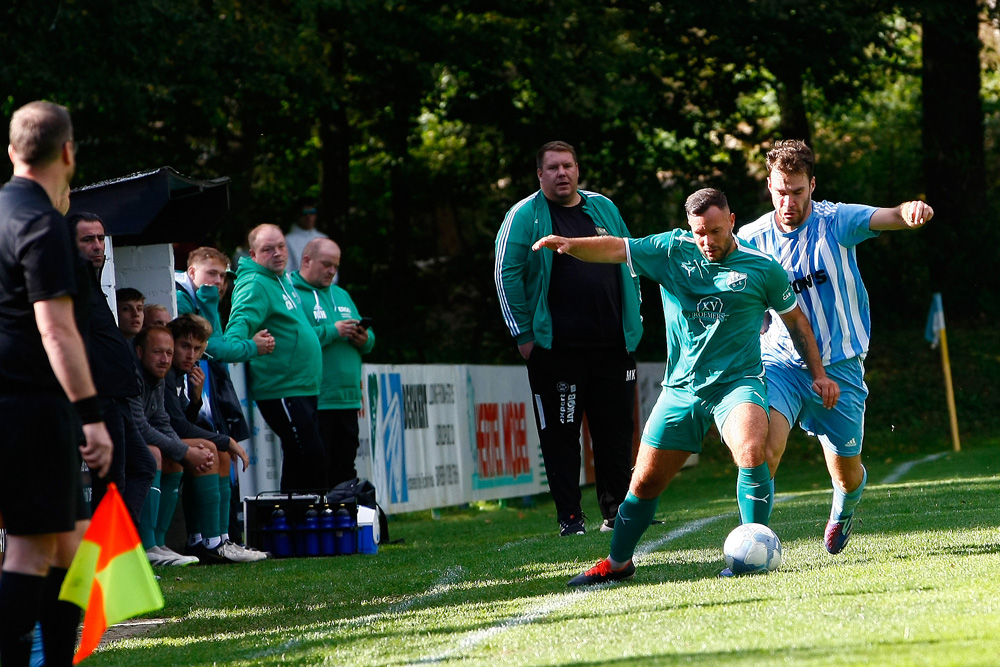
[69,166,230,246]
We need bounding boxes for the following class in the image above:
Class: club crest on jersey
[594,226,610,236]
[726,271,748,292]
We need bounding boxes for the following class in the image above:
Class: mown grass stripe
[406,453,951,665]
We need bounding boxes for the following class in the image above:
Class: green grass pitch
[86,439,999,667]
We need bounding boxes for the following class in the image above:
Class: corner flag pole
[925,293,960,452]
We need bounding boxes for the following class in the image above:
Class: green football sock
[831,466,867,523]
[139,470,161,550]
[737,463,772,525]
[181,472,200,535]
[155,472,183,547]
[191,474,221,541]
[218,475,232,539]
[609,492,659,566]
[768,477,776,521]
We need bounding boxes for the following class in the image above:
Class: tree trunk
[921,0,986,313]
[773,61,812,145]
[319,102,351,245]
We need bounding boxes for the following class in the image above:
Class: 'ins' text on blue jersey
[737,201,878,368]
[625,230,797,393]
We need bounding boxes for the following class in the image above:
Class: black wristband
[73,395,104,424]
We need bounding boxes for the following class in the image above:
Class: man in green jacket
[494,140,643,536]
[224,224,326,492]
[176,247,274,363]
[175,246,274,550]
[292,238,375,486]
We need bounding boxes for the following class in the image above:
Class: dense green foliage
[2,1,997,363]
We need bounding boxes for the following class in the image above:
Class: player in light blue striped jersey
[738,140,934,554]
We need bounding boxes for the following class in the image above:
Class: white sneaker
[229,541,270,561]
[216,540,266,563]
[146,547,170,566]
[152,545,200,567]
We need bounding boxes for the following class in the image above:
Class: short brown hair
[186,246,230,270]
[135,324,172,350]
[115,287,145,305]
[168,313,212,343]
[685,188,729,217]
[766,139,815,181]
[536,141,578,170]
[9,101,73,166]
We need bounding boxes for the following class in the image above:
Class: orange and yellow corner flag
[59,482,164,663]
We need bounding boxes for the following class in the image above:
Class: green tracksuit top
[290,271,375,410]
[175,272,258,363]
[223,257,321,400]
[494,189,643,350]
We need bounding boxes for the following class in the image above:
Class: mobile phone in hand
[357,317,374,330]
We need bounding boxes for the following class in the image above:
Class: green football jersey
[626,229,797,392]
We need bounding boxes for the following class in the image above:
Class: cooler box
[357,505,380,554]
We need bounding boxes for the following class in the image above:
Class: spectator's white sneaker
[223,540,269,562]
[151,545,199,566]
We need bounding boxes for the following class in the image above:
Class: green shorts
[640,377,768,453]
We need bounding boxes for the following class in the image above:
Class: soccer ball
[723,523,782,574]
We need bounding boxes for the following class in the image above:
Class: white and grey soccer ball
[723,523,783,574]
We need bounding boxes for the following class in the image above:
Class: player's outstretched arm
[532,235,627,263]
[869,200,934,231]
[777,306,840,409]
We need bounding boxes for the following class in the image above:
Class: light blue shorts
[641,377,768,453]
[764,357,867,457]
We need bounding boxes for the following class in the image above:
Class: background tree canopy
[2,0,997,363]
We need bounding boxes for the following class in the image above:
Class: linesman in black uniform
[0,101,113,666]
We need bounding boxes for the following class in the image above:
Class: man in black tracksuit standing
[494,141,643,536]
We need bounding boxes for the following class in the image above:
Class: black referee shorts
[0,393,87,535]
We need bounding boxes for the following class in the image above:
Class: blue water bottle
[320,505,336,556]
[271,506,292,558]
[303,505,320,556]
[334,505,355,555]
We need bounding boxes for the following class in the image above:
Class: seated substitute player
[533,188,839,585]
[737,139,934,554]
[116,287,146,340]
[143,303,170,329]
[163,314,266,563]
[133,325,224,566]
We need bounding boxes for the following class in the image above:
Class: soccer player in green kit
[533,188,840,585]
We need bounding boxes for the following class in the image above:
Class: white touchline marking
[880,451,950,485]
[366,565,465,620]
[246,567,465,660]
